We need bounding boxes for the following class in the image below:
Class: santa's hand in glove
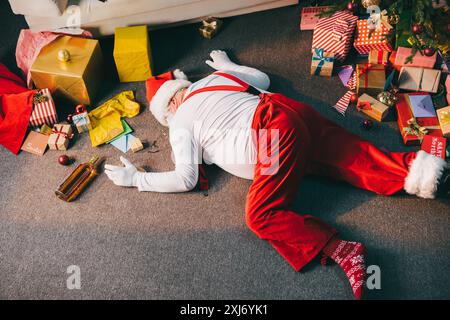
[105,156,139,187]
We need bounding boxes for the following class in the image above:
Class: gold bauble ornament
[377,91,397,107]
[361,0,381,9]
[57,49,70,62]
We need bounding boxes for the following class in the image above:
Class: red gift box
[353,19,392,54]
[300,6,330,30]
[421,135,447,159]
[29,88,58,128]
[396,93,442,145]
[312,11,358,61]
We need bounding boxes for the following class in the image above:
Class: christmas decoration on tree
[318,0,450,59]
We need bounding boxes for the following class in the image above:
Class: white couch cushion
[8,0,68,17]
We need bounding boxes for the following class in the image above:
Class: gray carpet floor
[1,2,449,300]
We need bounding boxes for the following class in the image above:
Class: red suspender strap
[182,72,250,102]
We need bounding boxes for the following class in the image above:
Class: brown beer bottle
[56,155,102,202]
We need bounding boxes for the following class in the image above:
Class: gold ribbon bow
[403,118,428,139]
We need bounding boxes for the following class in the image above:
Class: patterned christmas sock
[322,239,366,300]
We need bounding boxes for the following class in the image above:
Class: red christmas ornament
[58,155,70,166]
[412,23,424,34]
[362,119,373,130]
[350,93,359,103]
[346,1,358,12]
[423,47,436,57]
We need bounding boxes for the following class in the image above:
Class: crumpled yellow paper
[88,91,140,147]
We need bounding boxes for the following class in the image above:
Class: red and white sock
[322,239,366,300]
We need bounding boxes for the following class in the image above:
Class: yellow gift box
[113,26,152,82]
[30,36,103,106]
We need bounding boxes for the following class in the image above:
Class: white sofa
[8,0,298,36]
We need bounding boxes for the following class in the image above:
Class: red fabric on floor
[0,64,36,154]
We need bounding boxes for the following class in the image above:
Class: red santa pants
[247,93,416,271]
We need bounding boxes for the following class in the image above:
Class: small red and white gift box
[312,11,358,61]
[353,19,392,54]
[29,88,58,128]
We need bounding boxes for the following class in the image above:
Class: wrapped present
[368,50,388,66]
[199,17,223,39]
[72,105,92,134]
[29,88,58,128]
[353,19,392,54]
[311,11,358,61]
[398,67,441,93]
[437,106,450,138]
[394,47,437,69]
[31,36,103,105]
[130,137,144,153]
[356,64,386,96]
[300,6,330,30]
[421,135,447,159]
[446,75,450,105]
[356,93,390,121]
[113,26,152,82]
[48,124,73,150]
[395,93,442,145]
[311,48,334,76]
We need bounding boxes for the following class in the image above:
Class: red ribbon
[75,104,87,114]
[359,64,384,89]
[357,101,372,111]
[52,126,73,150]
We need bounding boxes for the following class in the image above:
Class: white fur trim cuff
[149,79,191,126]
[404,150,447,199]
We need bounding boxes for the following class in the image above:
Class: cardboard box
[398,67,441,93]
[356,93,390,121]
[311,49,334,76]
[48,124,73,150]
[368,50,389,66]
[113,26,152,82]
[30,36,103,106]
[356,64,386,96]
[20,131,49,156]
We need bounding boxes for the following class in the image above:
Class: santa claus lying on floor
[105,50,450,299]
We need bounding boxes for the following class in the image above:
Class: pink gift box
[394,47,437,69]
[300,6,330,30]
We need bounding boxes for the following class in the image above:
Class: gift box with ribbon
[72,104,92,134]
[353,18,393,54]
[398,67,441,93]
[311,48,334,76]
[199,17,223,39]
[421,135,447,159]
[437,106,450,138]
[368,49,388,66]
[30,36,103,106]
[357,93,390,121]
[311,11,358,61]
[29,88,58,128]
[395,93,442,145]
[48,124,73,150]
[356,64,386,96]
[300,6,330,30]
[394,47,437,69]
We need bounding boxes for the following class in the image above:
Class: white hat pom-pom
[173,69,188,80]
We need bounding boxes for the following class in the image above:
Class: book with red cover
[395,93,442,145]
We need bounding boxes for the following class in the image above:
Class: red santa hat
[146,69,191,126]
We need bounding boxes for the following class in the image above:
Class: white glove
[205,50,237,71]
[105,156,139,187]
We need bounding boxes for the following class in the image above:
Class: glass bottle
[55,155,102,202]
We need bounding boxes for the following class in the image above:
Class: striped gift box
[354,19,392,54]
[312,11,358,61]
[29,88,58,128]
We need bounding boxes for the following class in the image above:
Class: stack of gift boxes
[302,7,450,158]
[21,25,153,156]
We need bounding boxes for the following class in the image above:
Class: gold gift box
[30,36,103,106]
[437,106,450,138]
